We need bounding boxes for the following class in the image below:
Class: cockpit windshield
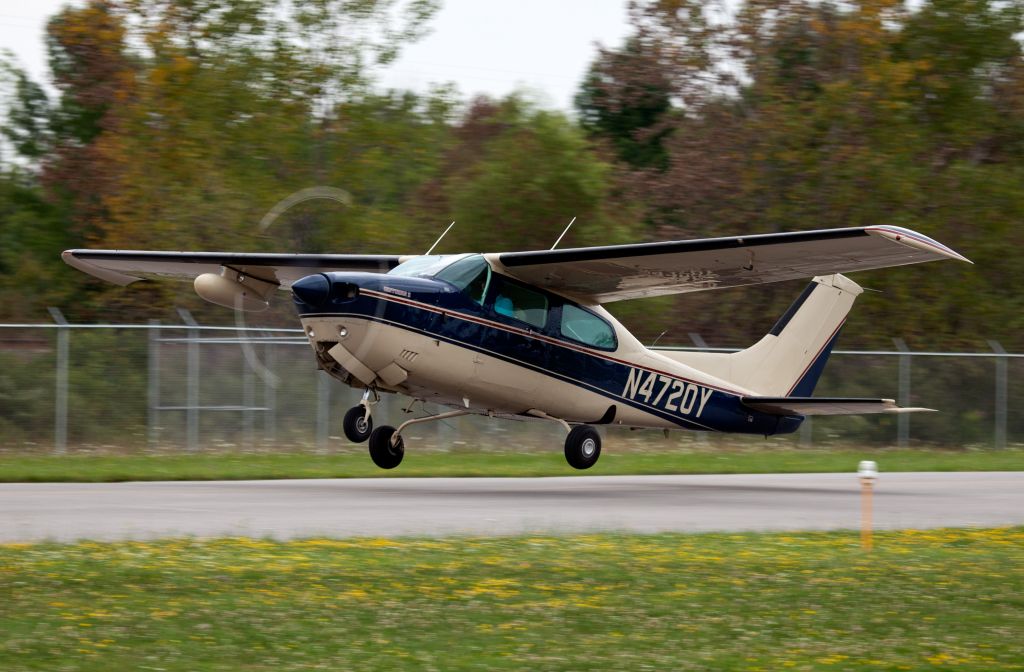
[435,254,491,305]
[386,254,466,279]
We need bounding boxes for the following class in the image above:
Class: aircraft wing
[742,397,936,416]
[495,225,970,303]
[62,250,403,288]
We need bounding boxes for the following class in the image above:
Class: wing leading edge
[62,250,404,288]
[494,225,970,303]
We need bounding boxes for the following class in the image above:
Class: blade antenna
[550,216,576,250]
[426,221,455,255]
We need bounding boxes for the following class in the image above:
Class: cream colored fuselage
[300,301,749,431]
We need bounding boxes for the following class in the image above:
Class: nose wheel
[564,425,601,470]
[343,406,373,443]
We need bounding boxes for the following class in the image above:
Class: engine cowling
[193,268,275,312]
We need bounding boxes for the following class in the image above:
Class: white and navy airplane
[64,225,969,469]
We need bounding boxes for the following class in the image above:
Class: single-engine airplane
[64,225,969,469]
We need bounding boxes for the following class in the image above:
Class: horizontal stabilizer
[742,397,937,416]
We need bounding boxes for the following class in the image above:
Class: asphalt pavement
[1,472,1021,542]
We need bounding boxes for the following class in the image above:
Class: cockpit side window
[492,281,548,329]
[434,255,491,305]
[560,304,617,350]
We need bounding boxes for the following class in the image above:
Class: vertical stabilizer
[655,274,862,396]
[738,274,862,395]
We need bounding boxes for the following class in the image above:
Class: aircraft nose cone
[292,274,331,309]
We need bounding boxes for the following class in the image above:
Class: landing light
[338,326,349,338]
[307,327,315,340]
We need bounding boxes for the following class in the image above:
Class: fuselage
[292,254,803,436]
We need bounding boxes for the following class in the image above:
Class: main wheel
[564,425,601,470]
[368,425,404,469]
[343,406,373,443]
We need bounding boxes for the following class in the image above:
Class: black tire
[368,425,404,469]
[343,406,373,443]
[564,425,601,470]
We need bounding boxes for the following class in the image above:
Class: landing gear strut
[526,409,602,470]
[564,425,601,470]
[367,408,472,470]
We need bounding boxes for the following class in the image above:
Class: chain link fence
[1,316,1020,454]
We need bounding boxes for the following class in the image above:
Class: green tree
[413,96,642,254]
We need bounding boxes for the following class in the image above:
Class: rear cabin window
[560,304,616,350]
[493,282,548,329]
[434,255,490,305]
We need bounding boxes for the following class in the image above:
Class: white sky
[0,0,633,111]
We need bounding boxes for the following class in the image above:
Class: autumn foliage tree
[578,0,1024,350]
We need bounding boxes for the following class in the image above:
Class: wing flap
[495,225,970,303]
[742,396,937,416]
[62,250,403,288]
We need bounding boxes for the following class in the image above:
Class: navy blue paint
[291,274,331,307]
[789,328,843,396]
[293,272,805,436]
[770,282,817,336]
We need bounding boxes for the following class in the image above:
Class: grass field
[1,528,1022,670]
[0,447,1021,482]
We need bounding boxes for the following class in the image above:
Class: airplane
[63,225,970,470]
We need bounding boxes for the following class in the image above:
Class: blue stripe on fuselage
[297,280,800,435]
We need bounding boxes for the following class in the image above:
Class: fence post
[243,340,255,451]
[989,340,1007,450]
[893,338,911,449]
[47,308,68,455]
[317,371,330,452]
[148,319,160,450]
[178,308,200,452]
[263,338,276,446]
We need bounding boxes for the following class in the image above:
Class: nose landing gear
[343,389,377,444]
[343,406,373,443]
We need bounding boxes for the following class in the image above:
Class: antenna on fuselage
[550,216,576,250]
[651,330,668,347]
[426,221,455,255]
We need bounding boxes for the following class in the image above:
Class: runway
[1,472,1022,542]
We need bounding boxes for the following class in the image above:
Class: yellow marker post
[858,460,878,551]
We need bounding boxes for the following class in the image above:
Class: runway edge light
[858,460,879,479]
[858,460,878,551]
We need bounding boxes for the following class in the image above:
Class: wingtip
[866,226,972,264]
[61,249,141,286]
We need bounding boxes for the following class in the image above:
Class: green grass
[0,448,1022,482]
[1,528,1022,670]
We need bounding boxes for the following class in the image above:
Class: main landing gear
[526,409,602,470]
[564,425,601,470]
[367,409,473,470]
[348,397,603,471]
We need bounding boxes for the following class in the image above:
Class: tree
[413,95,643,254]
[577,0,1024,350]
